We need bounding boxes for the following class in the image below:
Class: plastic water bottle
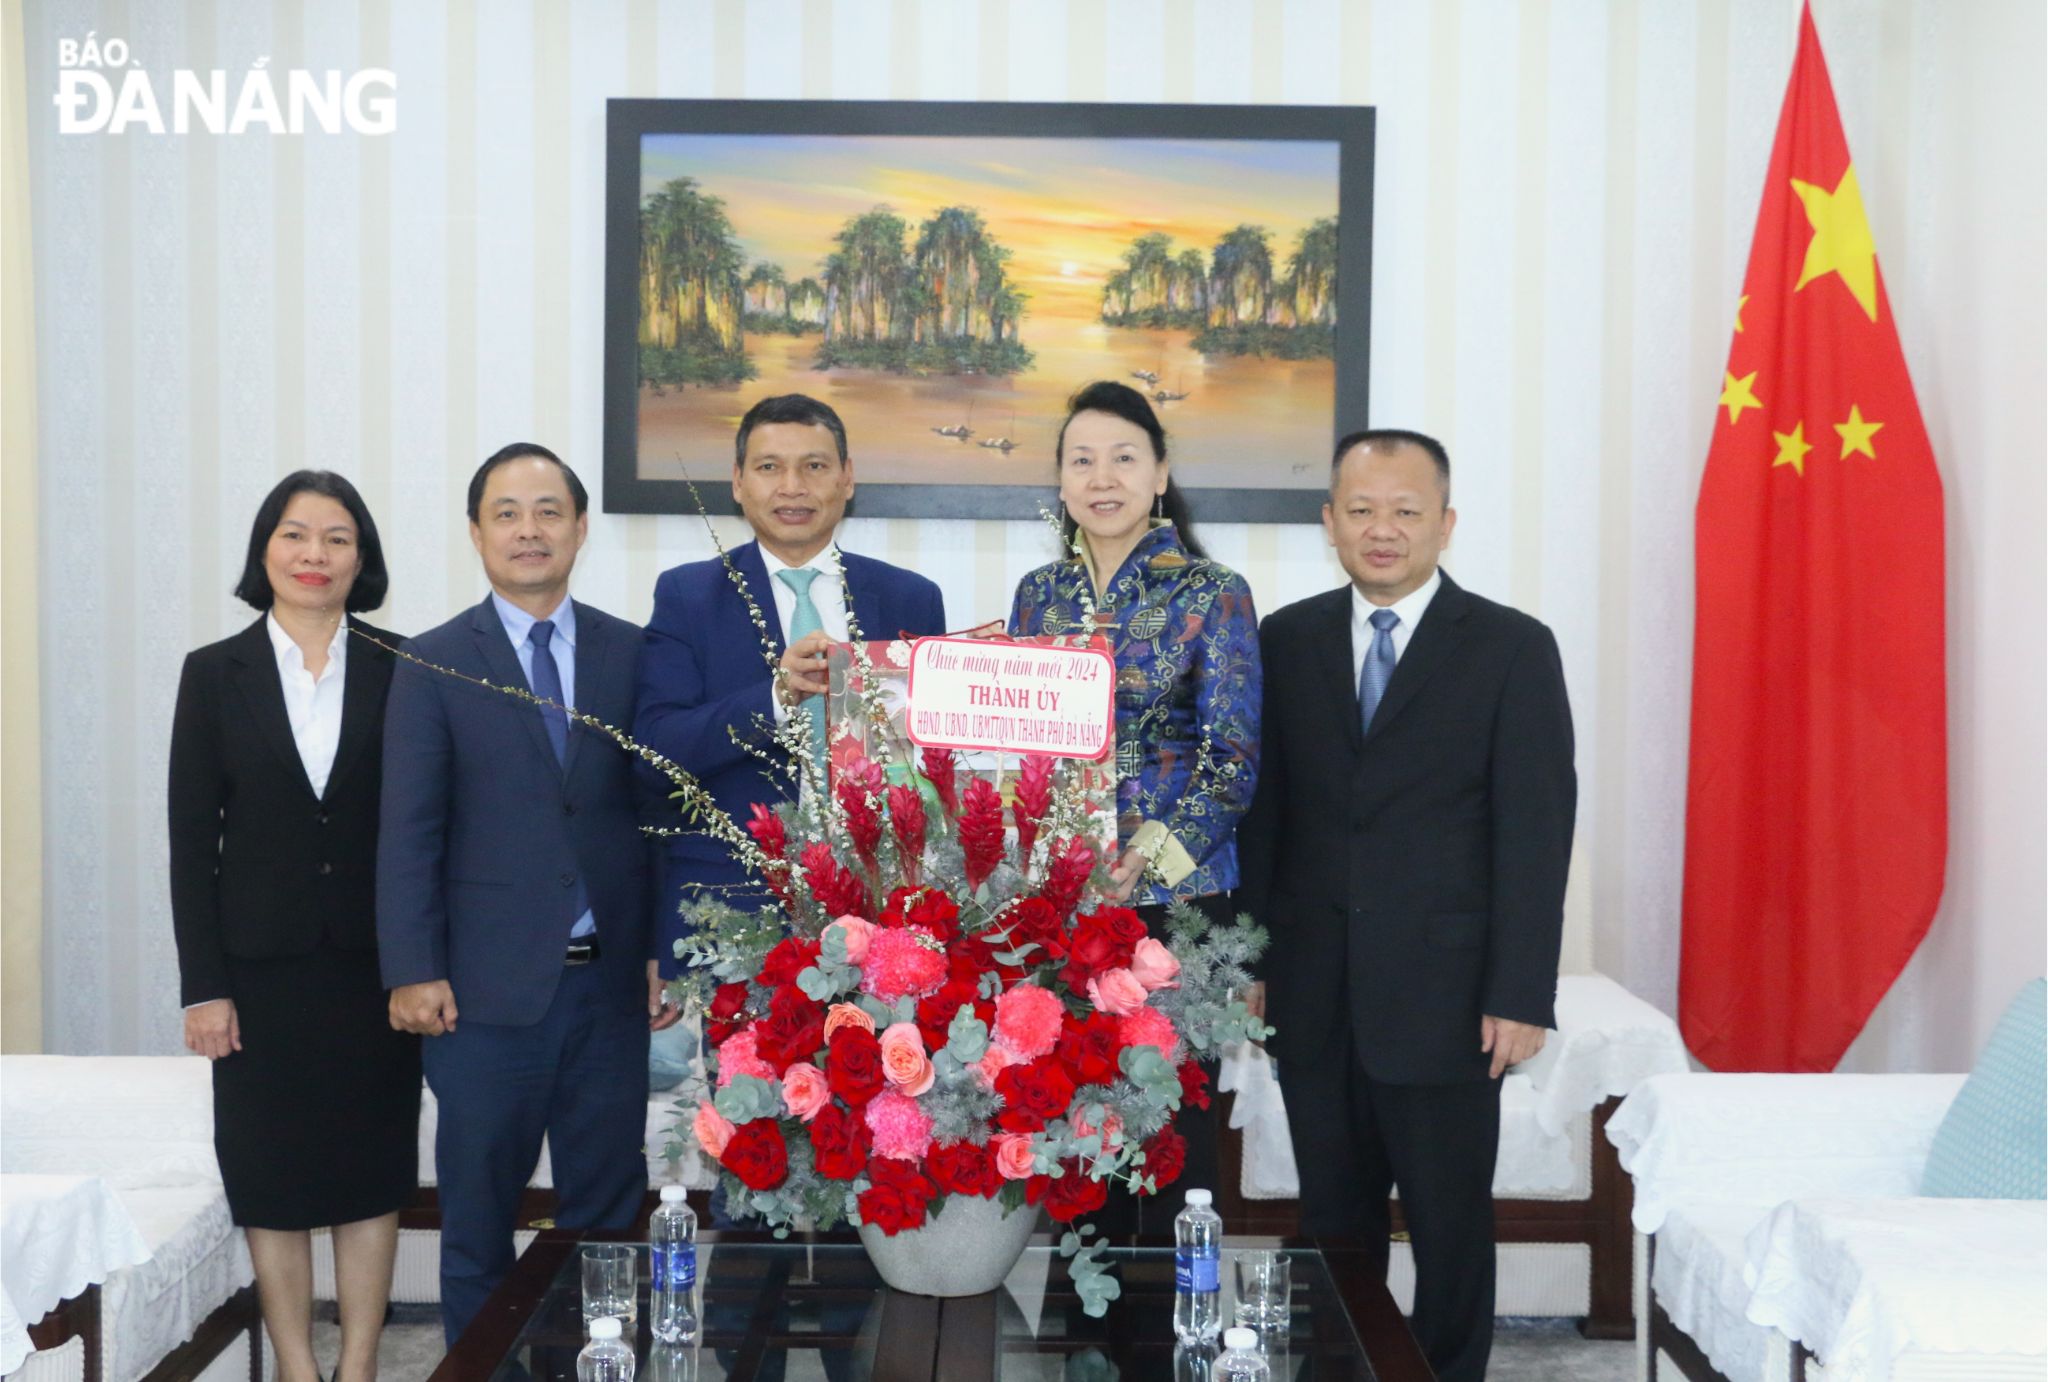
[1211,1327,1270,1380]
[1173,1187,1224,1344]
[648,1185,699,1344]
[577,1316,635,1382]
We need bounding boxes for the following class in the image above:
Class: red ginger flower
[920,747,960,821]
[887,784,926,882]
[960,777,1006,893]
[801,841,871,920]
[747,802,795,911]
[1039,835,1097,922]
[1013,754,1054,860]
[835,755,886,871]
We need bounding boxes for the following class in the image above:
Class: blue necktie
[1358,607,1399,735]
[529,619,570,766]
[776,566,829,770]
[529,619,592,935]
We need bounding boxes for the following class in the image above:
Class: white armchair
[1608,1072,2046,1381]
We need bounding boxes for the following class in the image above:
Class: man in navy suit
[635,394,947,967]
[378,444,680,1345]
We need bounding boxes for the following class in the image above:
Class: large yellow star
[1772,421,1814,476]
[1834,404,1883,459]
[1720,370,1763,425]
[1790,166,1878,321]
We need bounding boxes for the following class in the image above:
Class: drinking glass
[581,1243,638,1326]
[1232,1249,1292,1331]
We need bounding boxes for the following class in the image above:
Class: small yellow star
[1734,294,1749,332]
[1720,370,1764,426]
[1834,404,1883,460]
[1772,420,1814,476]
[1791,165,1879,321]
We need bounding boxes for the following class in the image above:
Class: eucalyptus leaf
[795,965,837,1002]
[945,1005,989,1062]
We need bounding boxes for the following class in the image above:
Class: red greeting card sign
[903,636,1115,759]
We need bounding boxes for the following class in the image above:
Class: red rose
[1060,910,1140,989]
[757,936,821,989]
[925,1139,1001,1198]
[827,1026,886,1107]
[809,1102,871,1181]
[706,982,751,1045]
[1057,1011,1126,1087]
[883,886,962,943]
[1138,1124,1188,1193]
[915,974,986,1051]
[995,1058,1078,1133]
[857,1157,935,1236]
[719,1118,790,1191]
[1028,1159,1110,1223]
[753,987,826,1073]
[1177,1059,1211,1112]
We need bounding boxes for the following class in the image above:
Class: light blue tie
[776,566,828,769]
[1358,607,1399,735]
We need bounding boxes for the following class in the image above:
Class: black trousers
[1277,1048,1502,1382]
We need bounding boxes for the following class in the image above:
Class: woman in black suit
[170,472,419,1382]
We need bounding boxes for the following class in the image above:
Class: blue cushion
[1920,978,2046,1199]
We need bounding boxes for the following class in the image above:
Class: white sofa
[1608,1072,2047,1381]
[1,1057,265,1382]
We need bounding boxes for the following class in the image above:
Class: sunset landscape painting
[605,104,1373,517]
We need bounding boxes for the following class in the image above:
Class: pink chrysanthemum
[715,1027,778,1087]
[864,1089,935,1161]
[1118,1007,1181,1065]
[993,984,1065,1061]
[859,926,948,1003]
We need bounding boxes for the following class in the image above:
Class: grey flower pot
[857,1191,1041,1297]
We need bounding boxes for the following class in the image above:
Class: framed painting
[603,99,1375,522]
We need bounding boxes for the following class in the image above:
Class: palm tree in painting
[1208,225,1274,329]
[638,176,751,385]
[1286,217,1338,326]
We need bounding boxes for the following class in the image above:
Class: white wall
[19,0,2043,1069]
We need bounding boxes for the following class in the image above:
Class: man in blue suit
[378,444,679,1345]
[635,393,947,969]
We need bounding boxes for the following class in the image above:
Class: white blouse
[265,613,347,797]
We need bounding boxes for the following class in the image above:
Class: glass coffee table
[433,1230,1433,1380]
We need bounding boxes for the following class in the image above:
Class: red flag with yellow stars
[1680,3,1945,1072]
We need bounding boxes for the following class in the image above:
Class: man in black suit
[1240,429,1576,1382]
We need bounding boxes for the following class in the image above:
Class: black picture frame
[603,98,1375,523]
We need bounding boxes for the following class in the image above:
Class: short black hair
[734,394,850,469]
[1055,380,1208,561]
[466,442,588,523]
[1331,427,1451,504]
[234,470,389,613]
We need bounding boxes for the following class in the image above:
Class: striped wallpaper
[20,0,2039,1068]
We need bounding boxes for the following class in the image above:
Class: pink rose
[976,1042,1021,1090]
[827,915,874,965]
[1086,967,1149,1016]
[692,1101,735,1159]
[823,1002,876,1042]
[991,1132,1038,1181]
[1129,937,1182,991]
[878,1022,936,1097]
[781,1062,831,1122]
[1073,1108,1125,1148]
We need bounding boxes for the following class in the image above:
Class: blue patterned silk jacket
[1009,522,1261,907]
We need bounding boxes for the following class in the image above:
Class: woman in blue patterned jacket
[1010,380,1262,1224]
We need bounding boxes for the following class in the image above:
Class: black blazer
[169,615,400,1007]
[1239,572,1576,1085]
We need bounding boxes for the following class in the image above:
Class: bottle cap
[589,1316,623,1340]
[659,1184,687,1203]
[1224,1327,1258,1350]
[1185,1188,1213,1206]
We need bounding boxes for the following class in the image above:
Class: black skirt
[212,942,421,1230]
